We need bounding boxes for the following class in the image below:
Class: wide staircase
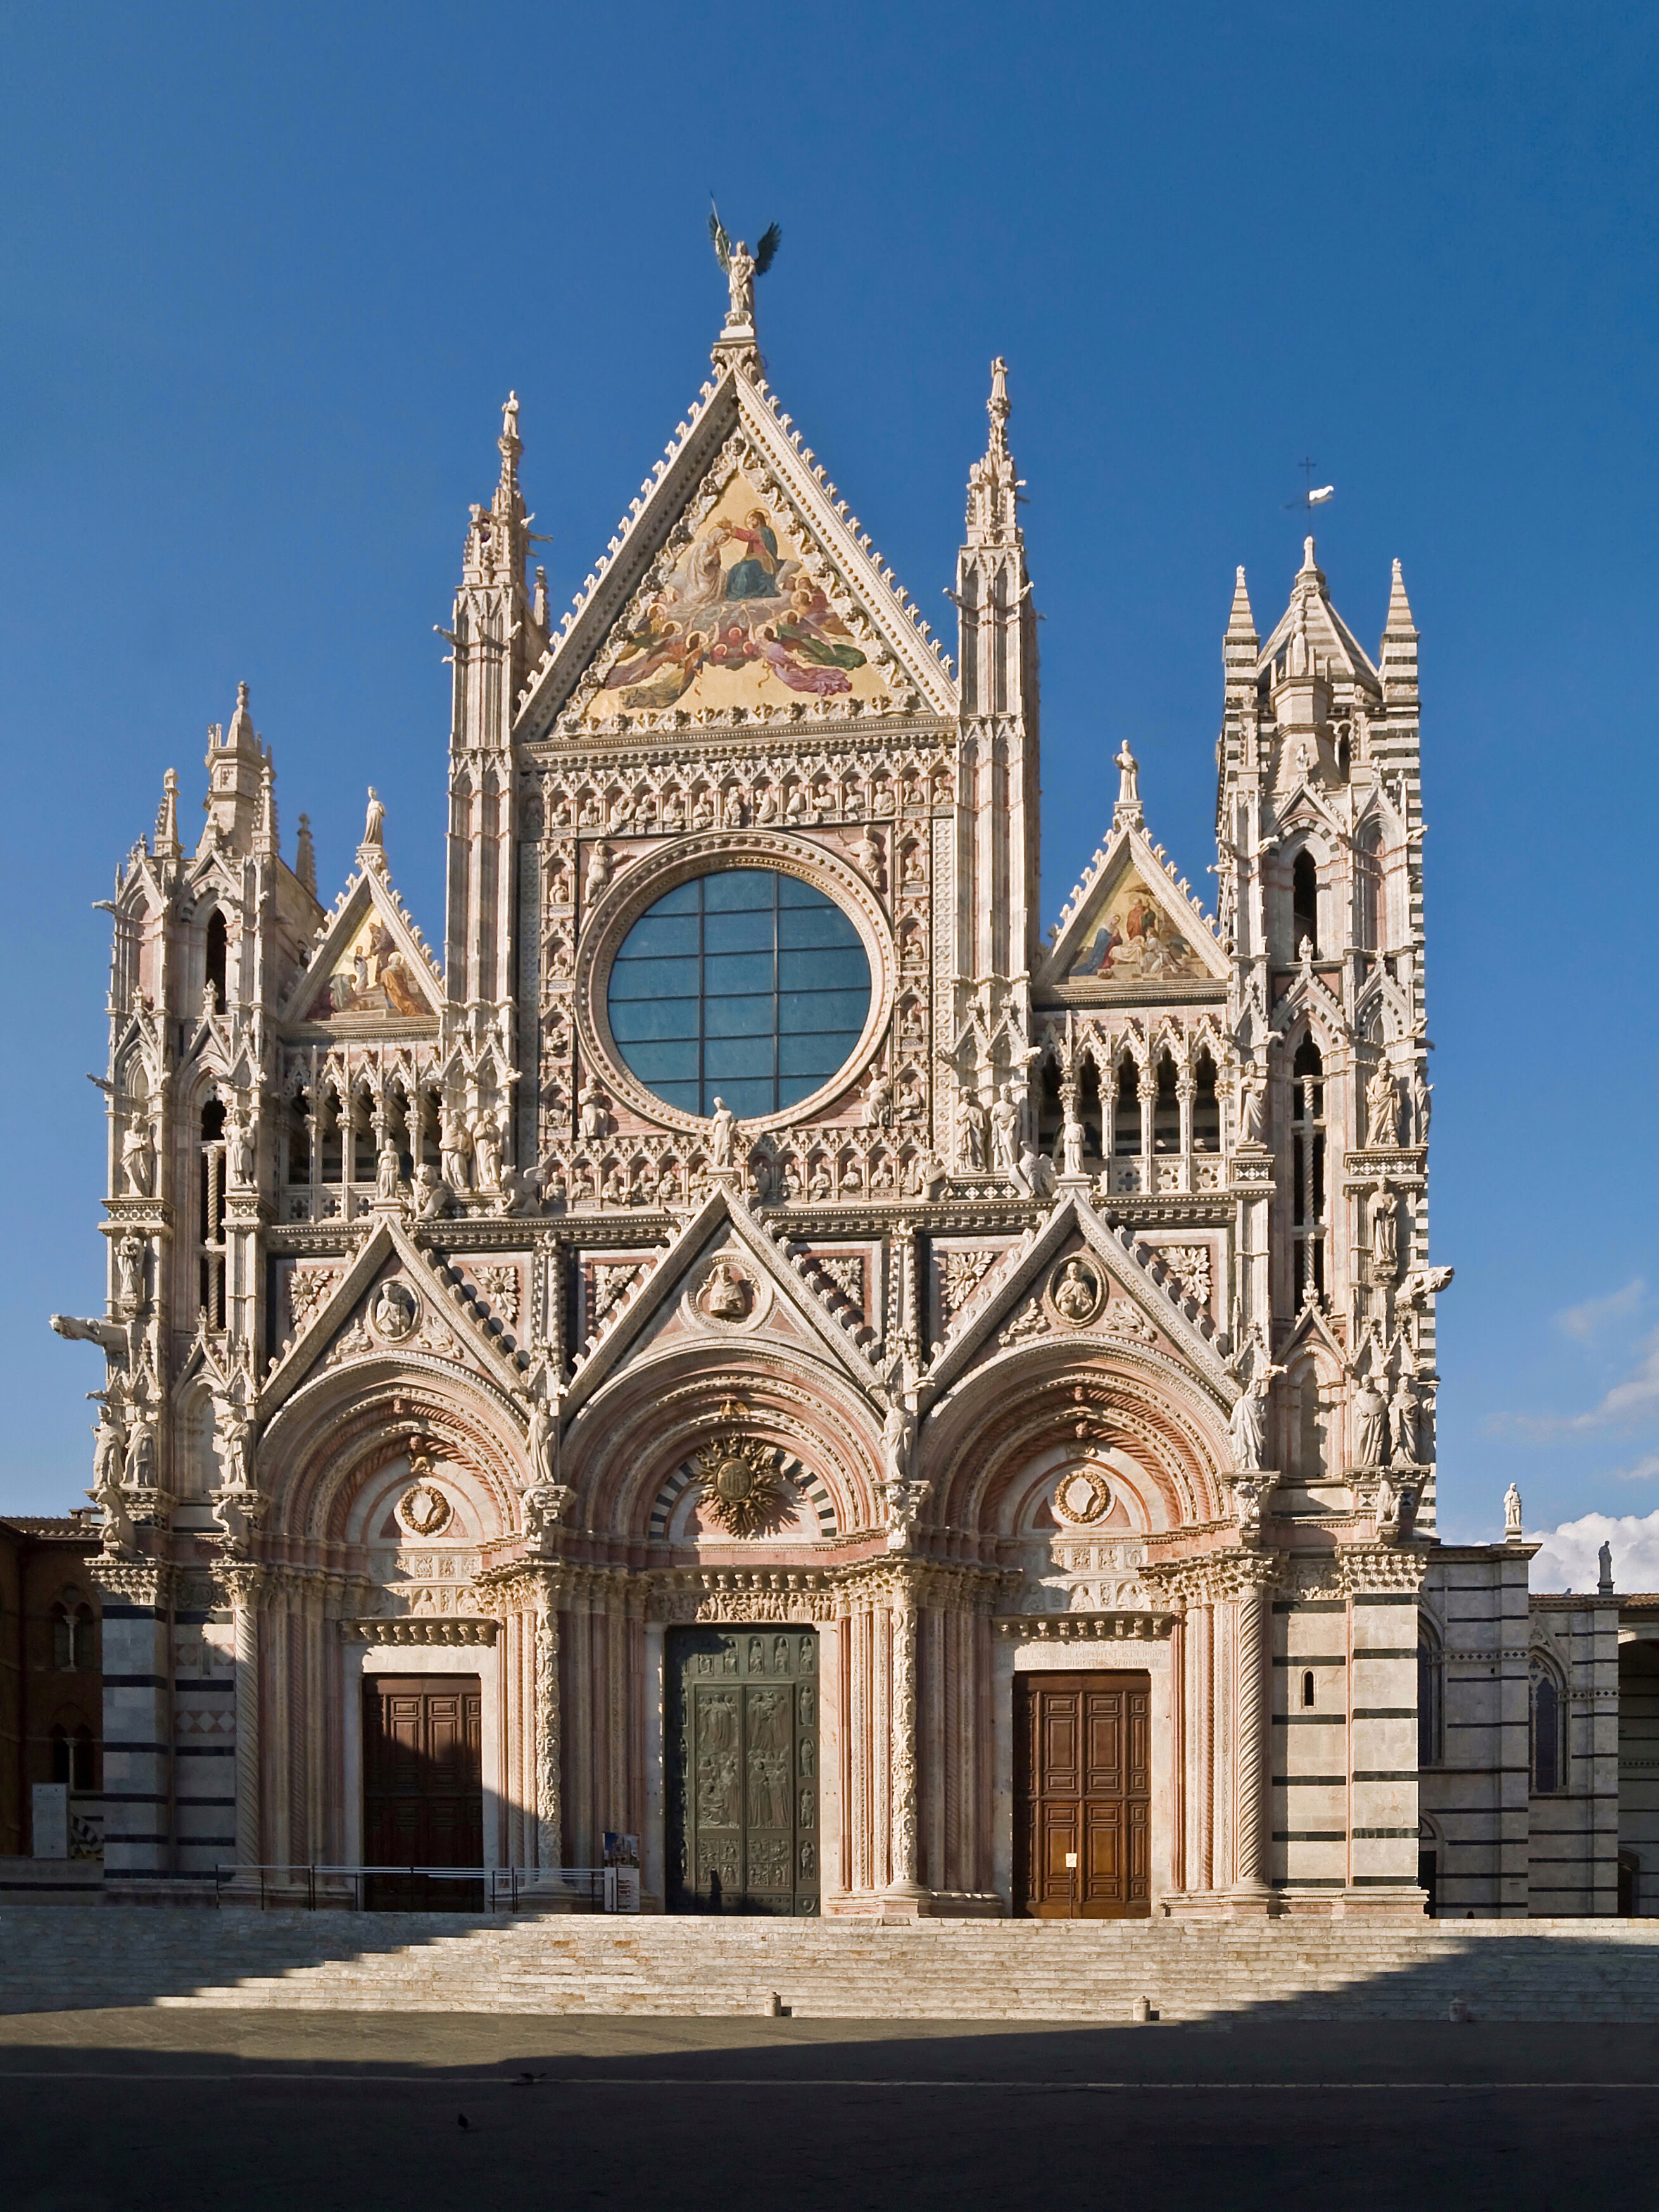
[4,1911,1659,2021]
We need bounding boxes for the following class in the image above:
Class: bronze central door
[362,1674,483,1909]
[1015,1671,1150,1918]
[666,1626,819,1914]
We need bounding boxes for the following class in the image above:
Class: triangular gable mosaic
[580,466,892,722]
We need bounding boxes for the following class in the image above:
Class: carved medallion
[697,1259,755,1324]
[1045,1255,1106,1329]
[693,1433,788,1538]
[1053,1465,1114,1526]
[370,1279,420,1341]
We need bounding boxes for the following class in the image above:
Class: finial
[1301,535,1318,574]
[295,812,317,898]
[255,758,277,857]
[155,768,180,859]
[237,680,249,711]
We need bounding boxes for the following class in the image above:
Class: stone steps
[4,1911,1659,2020]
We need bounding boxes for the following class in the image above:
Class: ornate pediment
[514,365,957,741]
[1039,822,1228,1001]
[279,862,443,1031]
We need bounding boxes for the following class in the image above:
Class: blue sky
[2,3,1655,1571]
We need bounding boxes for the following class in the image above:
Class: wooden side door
[1015,1671,1151,1919]
[362,1675,483,1908]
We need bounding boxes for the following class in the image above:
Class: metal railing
[212,1864,610,1913]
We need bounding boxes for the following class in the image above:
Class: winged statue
[709,201,781,327]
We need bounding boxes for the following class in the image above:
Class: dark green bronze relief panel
[666,1626,819,1915]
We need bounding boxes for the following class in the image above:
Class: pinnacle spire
[1384,556,1416,638]
[254,755,277,859]
[295,812,317,898]
[965,356,1020,547]
[1227,565,1257,641]
[1380,556,1419,703]
[155,768,180,861]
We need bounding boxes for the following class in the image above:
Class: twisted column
[885,1585,925,1902]
[535,1596,562,1870]
[225,1568,262,1870]
[1233,1580,1269,1890]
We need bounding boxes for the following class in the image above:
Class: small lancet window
[1113,1060,1141,1157]
[1152,1053,1180,1153]
[1290,1036,1326,1307]
[1192,1050,1220,1152]
[1301,1670,1316,1709]
[205,910,229,1005]
[1356,822,1385,950]
[1292,851,1318,957]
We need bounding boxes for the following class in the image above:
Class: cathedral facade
[61,269,1622,1920]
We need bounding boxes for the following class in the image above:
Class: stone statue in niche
[91,1407,134,1552]
[376,1136,401,1201]
[227,1112,255,1188]
[957,1093,987,1172]
[473,1112,503,1194]
[709,1097,739,1171]
[991,1086,1020,1176]
[1369,1183,1401,1279]
[578,1079,609,1145]
[1389,1370,1423,1465]
[440,1107,473,1193]
[1228,1345,1286,1472]
[1351,1373,1389,1469]
[585,840,613,901]
[863,1071,892,1129]
[1238,1067,1267,1147]
[1055,1095,1085,1179]
[1366,1064,1399,1147]
[122,1115,156,1198]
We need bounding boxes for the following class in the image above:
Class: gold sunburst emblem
[694,1433,786,1538]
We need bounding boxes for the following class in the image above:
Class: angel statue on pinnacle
[709,201,781,327]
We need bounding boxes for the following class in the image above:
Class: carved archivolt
[562,1347,884,1540]
[926,1343,1231,1535]
[257,1363,526,1546]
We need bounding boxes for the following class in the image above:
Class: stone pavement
[4,2011,1658,2211]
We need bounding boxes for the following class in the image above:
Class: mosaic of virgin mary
[590,479,872,714]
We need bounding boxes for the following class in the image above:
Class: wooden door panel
[362,1675,484,1907]
[1015,1672,1151,1920]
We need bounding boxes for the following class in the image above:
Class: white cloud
[1529,1507,1659,1593]
[1612,1452,1659,1484]
[1498,1322,1659,1436]
[1558,1278,1645,1343]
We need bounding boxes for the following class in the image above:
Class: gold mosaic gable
[564,452,903,731]
[1064,856,1211,989]
[300,905,440,1024]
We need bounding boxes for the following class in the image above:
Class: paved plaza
[4,2009,1655,2211]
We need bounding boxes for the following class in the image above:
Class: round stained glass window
[607,867,873,1120]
